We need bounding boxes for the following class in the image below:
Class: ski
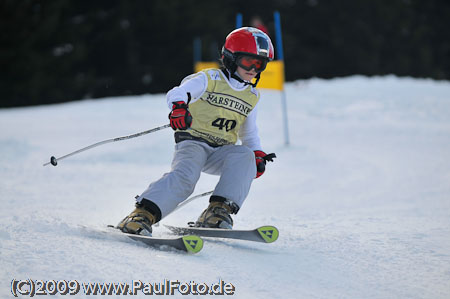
[107,226,203,253]
[165,225,279,243]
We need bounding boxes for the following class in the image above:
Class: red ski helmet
[222,27,274,73]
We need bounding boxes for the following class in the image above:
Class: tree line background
[1,0,449,108]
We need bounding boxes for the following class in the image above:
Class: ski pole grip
[263,153,277,162]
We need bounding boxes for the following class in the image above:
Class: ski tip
[181,235,204,253]
[256,226,279,243]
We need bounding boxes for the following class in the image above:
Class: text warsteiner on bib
[180,69,260,146]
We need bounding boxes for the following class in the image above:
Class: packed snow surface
[1,75,450,298]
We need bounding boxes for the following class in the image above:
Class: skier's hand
[169,101,192,130]
[254,150,276,178]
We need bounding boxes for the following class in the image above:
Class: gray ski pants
[136,140,256,219]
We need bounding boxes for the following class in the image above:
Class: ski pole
[43,124,171,167]
[173,190,214,212]
[151,190,213,227]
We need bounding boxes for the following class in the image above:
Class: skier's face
[237,66,257,82]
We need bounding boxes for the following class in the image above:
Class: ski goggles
[236,55,268,73]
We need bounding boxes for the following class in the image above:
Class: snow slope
[1,75,450,298]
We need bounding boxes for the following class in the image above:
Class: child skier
[117,27,276,235]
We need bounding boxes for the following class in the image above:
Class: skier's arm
[239,104,262,151]
[240,104,276,178]
[166,72,207,108]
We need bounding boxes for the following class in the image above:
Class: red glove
[169,101,192,130]
[254,150,277,178]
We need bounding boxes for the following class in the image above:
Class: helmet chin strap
[222,68,260,87]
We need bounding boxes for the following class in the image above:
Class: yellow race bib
[185,69,260,146]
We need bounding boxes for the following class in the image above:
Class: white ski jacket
[166,69,262,151]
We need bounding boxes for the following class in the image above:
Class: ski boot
[194,196,239,229]
[116,200,156,236]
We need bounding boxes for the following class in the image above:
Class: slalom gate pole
[236,13,243,28]
[274,11,290,146]
[43,124,171,167]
